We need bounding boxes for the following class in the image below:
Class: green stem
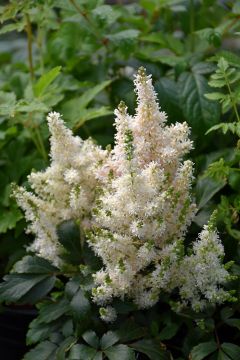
[25,13,34,82]
[28,127,43,156]
[214,326,221,349]
[224,74,240,122]
[189,0,195,52]
[68,0,108,47]
[37,24,45,75]
[34,126,48,162]
[26,113,48,162]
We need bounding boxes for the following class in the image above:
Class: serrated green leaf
[23,340,58,360]
[0,207,22,233]
[159,322,179,340]
[13,255,59,273]
[34,66,61,97]
[56,336,76,360]
[205,123,235,135]
[140,32,165,45]
[225,319,240,330]
[92,5,120,26]
[16,99,49,113]
[0,91,16,116]
[68,344,97,360]
[73,106,112,130]
[218,349,231,359]
[39,298,70,324]
[104,344,135,360]
[0,274,48,303]
[61,80,111,127]
[65,277,81,300]
[208,78,227,88]
[218,57,229,72]
[221,343,240,360]
[195,177,225,210]
[215,51,240,68]
[107,29,139,43]
[130,339,170,360]
[191,341,218,360]
[83,330,99,349]
[26,318,61,345]
[70,287,90,321]
[93,353,103,360]
[100,331,119,350]
[0,21,25,34]
[19,276,56,304]
[220,307,234,321]
[57,220,82,265]
[205,93,225,101]
[116,320,146,343]
[178,71,220,134]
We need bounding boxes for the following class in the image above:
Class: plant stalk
[25,13,34,82]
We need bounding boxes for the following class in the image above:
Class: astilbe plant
[13,68,233,323]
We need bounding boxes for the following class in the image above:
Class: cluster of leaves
[1,221,240,359]
[0,0,240,359]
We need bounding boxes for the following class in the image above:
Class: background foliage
[0,0,240,359]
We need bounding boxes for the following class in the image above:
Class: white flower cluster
[13,112,107,266]
[88,68,231,314]
[14,68,232,320]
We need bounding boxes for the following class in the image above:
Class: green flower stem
[223,70,240,122]
[25,13,34,82]
[190,0,195,52]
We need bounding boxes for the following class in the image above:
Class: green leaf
[34,66,62,97]
[155,78,182,120]
[107,30,139,44]
[140,32,165,45]
[68,344,97,360]
[130,339,170,360]
[225,319,240,330]
[205,123,236,135]
[0,91,16,116]
[39,298,70,324]
[93,353,103,360]
[0,21,25,35]
[57,220,82,265]
[218,349,232,360]
[100,331,119,350]
[178,71,220,134]
[73,106,112,130]
[26,318,61,345]
[104,344,135,360]
[56,336,76,360]
[205,93,225,101]
[0,274,49,303]
[61,80,111,126]
[83,330,99,349]
[23,340,58,360]
[92,5,120,26]
[116,320,146,343]
[191,341,218,360]
[13,255,59,273]
[159,322,180,340]
[16,99,49,113]
[0,207,22,233]
[220,307,234,321]
[19,276,56,304]
[70,287,91,321]
[214,51,240,69]
[221,343,240,360]
[195,177,225,210]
